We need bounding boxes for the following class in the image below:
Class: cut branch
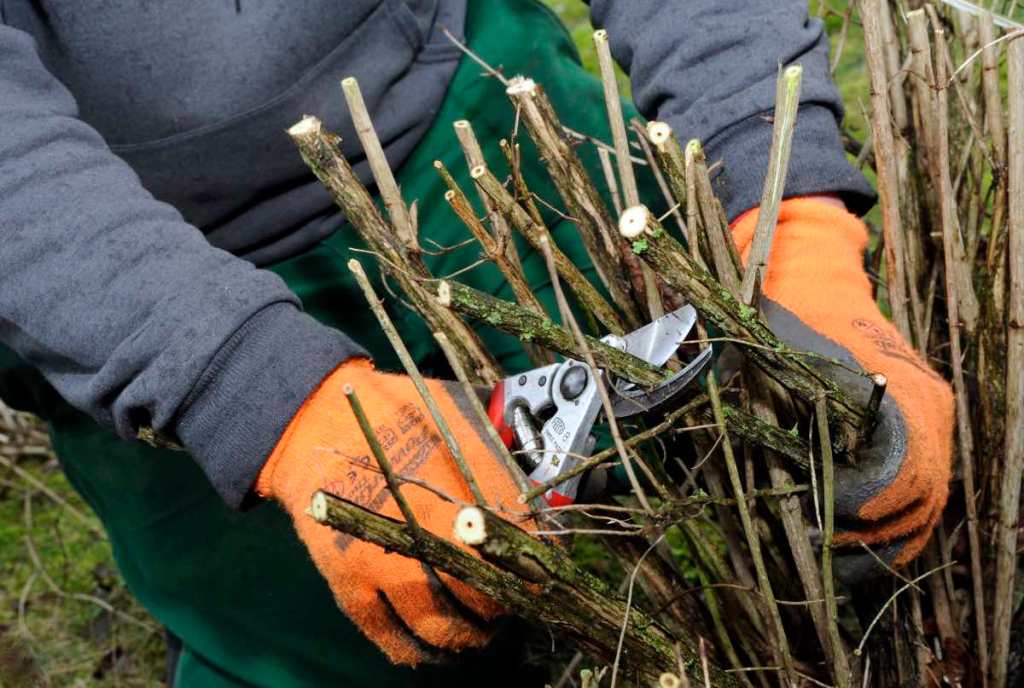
[472,163,627,334]
[685,140,742,291]
[287,115,500,385]
[861,0,916,342]
[435,161,545,318]
[594,29,662,318]
[505,76,643,328]
[341,77,417,252]
[991,32,1024,688]
[310,492,738,686]
[437,280,664,386]
[349,259,487,506]
[343,384,424,532]
[618,205,867,433]
[740,65,802,307]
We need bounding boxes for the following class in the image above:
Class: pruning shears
[487,304,712,506]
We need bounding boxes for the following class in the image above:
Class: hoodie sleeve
[587,0,876,219]
[0,24,365,507]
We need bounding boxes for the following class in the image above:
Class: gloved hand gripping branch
[256,359,526,665]
[257,197,952,668]
[730,198,954,580]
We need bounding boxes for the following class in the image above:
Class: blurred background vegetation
[0,2,868,685]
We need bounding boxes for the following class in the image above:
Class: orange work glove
[256,358,525,665]
[731,198,954,581]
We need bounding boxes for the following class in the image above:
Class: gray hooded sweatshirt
[0,0,874,506]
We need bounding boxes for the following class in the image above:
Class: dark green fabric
[0,1,663,685]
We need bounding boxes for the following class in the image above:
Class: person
[0,1,953,685]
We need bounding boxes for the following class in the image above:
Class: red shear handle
[529,479,574,507]
[487,380,514,448]
[490,382,573,506]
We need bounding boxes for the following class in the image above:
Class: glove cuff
[730,196,869,263]
[255,357,375,499]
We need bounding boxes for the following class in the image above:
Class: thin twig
[341,77,417,251]
[519,394,710,503]
[611,534,666,688]
[992,31,1024,688]
[740,65,803,307]
[930,12,990,674]
[500,138,546,226]
[343,384,423,531]
[598,146,624,215]
[537,236,655,514]
[439,26,509,85]
[854,562,956,656]
[815,395,851,688]
[949,28,1024,82]
[348,258,487,505]
[594,29,662,319]
[862,0,915,340]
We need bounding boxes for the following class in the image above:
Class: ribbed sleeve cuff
[175,303,366,508]
[700,104,877,221]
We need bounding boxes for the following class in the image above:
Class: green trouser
[0,2,665,685]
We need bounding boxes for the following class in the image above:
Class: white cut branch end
[347,258,366,279]
[646,121,672,148]
[506,76,537,96]
[288,115,321,137]
[437,281,452,307]
[310,492,328,523]
[658,673,681,688]
[619,205,651,239]
[684,139,703,163]
[454,506,488,545]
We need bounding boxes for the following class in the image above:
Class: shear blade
[606,304,698,369]
[610,346,712,418]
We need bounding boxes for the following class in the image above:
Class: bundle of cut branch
[287,3,1024,685]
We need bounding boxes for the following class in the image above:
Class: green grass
[0,414,164,687]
